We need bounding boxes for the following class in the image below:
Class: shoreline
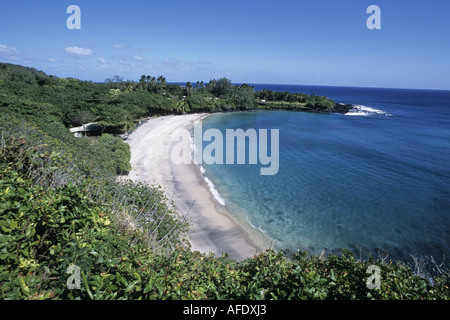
[125,113,272,261]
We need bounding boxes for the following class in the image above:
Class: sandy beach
[125,114,271,261]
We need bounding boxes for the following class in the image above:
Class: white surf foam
[346,105,392,117]
[189,133,226,206]
[203,174,226,206]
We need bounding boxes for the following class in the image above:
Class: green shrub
[0,120,190,300]
[94,134,131,175]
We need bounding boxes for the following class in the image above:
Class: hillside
[0,62,448,300]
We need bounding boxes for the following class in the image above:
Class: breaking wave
[345,105,392,117]
[190,133,226,206]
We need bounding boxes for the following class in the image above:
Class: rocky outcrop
[332,103,353,114]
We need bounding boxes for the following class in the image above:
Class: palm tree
[150,77,157,92]
[139,75,146,90]
[157,75,166,86]
[157,75,167,93]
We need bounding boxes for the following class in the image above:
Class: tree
[157,75,167,89]
[95,104,134,133]
[107,89,121,104]
[112,75,124,83]
[139,75,147,90]
[207,78,234,98]
[95,133,131,174]
[233,84,255,109]
[69,110,96,127]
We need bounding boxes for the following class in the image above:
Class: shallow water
[197,85,450,261]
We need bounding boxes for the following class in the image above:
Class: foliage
[1,62,338,134]
[0,116,190,300]
[237,249,450,300]
[0,126,449,300]
[69,110,97,127]
[205,77,235,98]
[1,62,449,300]
[94,134,131,175]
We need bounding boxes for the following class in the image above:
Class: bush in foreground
[1,157,449,299]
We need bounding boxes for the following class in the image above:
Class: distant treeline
[1,63,343,137]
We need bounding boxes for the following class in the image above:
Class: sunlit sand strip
[125,114,271,261]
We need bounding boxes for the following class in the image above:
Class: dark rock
[333,103,353,114]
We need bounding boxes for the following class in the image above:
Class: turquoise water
[198,86,450,261]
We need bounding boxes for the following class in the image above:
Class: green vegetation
[95,134,131,175]
[0,62,339,134]
[1,62,449,300]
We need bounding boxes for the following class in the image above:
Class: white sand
[125,114,271,261]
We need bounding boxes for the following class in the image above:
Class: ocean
[196,84,450,262]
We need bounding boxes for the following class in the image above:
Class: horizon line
[3,61,449,92]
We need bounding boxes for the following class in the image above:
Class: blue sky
[1,0,449,89]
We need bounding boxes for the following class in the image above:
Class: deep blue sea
[198,84,450,262]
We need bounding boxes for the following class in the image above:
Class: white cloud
[112,43,129,49]
[48,58,58,63]
[0,44,21,61]
[160,58,194,73]
[98,57,108,64]
[65,46,93,58]
[133,55,144,61]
